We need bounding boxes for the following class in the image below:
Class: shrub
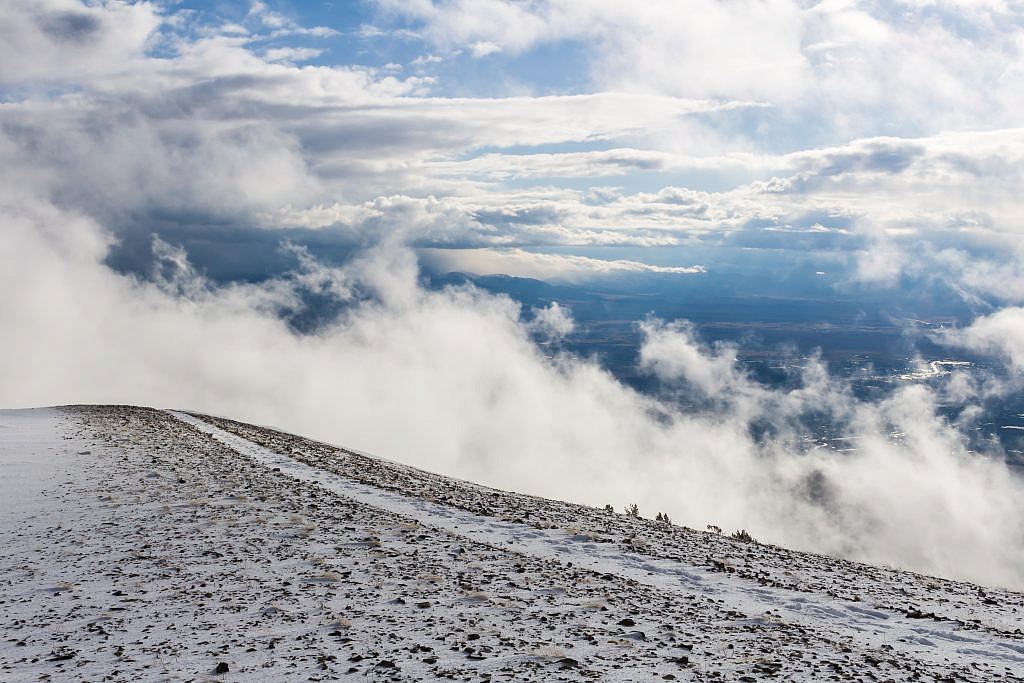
[730,529,756,543]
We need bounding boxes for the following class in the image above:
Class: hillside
[1,405,1022,681]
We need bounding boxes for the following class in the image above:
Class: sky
[2,0,1024,588]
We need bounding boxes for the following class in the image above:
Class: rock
[213,662,229,674]
[905,608,939,620]
[618,617,636,626]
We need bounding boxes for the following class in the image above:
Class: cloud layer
[4,200,1023,587]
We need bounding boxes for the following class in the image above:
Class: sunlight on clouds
[420,248,705,282]
[2,204,1022,587]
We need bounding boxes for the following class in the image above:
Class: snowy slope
[1,406,1022,682]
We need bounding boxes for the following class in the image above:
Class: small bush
[730,529,756,543]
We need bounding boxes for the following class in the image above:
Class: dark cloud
[473,206,565,226]
[816,143,925,177]
[36,11,100,43]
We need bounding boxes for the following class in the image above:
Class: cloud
[470,40,501,58]
[0,0,161,85]
[263,46,324,63]
[944,307,1024,372]
[379,0,1024,138]
[3,202,1023,588]
[8,1,1020,270]
[419,248,705,282]
[527,301,575,340]
[639,320,743,400]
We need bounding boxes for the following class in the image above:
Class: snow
[1,405,1022,681]
[0,409,82,522]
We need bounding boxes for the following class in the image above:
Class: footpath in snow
[173,410,1024,678]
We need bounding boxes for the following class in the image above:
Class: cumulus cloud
[380,0,1024,138]
[944,307,1024,372]
[470,40,502,58]
[527,302,575,340]
[0,0,161,85]
[639,320,743,400]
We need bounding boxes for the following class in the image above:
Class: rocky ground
[0,405,1021,681]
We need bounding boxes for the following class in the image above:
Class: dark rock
[905,609,938,620]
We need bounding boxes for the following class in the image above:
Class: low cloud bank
[944,307,1024,372]
[3,201,1023,589]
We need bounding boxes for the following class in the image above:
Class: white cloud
[263,46,324,63]
[527,302,575,340]
[0,0,162,85]
[3,202,1022,587]
[639,320,743,399]
[411,53,443,66]
[470,40,502,57]
[379,0,1024,138]
[419,248,705,281]
[944,307,1024,372]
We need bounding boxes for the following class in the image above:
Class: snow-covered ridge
[1,406,1022,682]
[186,410,1024,632]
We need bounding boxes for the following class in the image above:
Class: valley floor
[0,406,1022,681]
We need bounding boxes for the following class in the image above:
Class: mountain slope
[0,405,1021,681]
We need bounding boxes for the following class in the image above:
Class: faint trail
[169,410,1024,672]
